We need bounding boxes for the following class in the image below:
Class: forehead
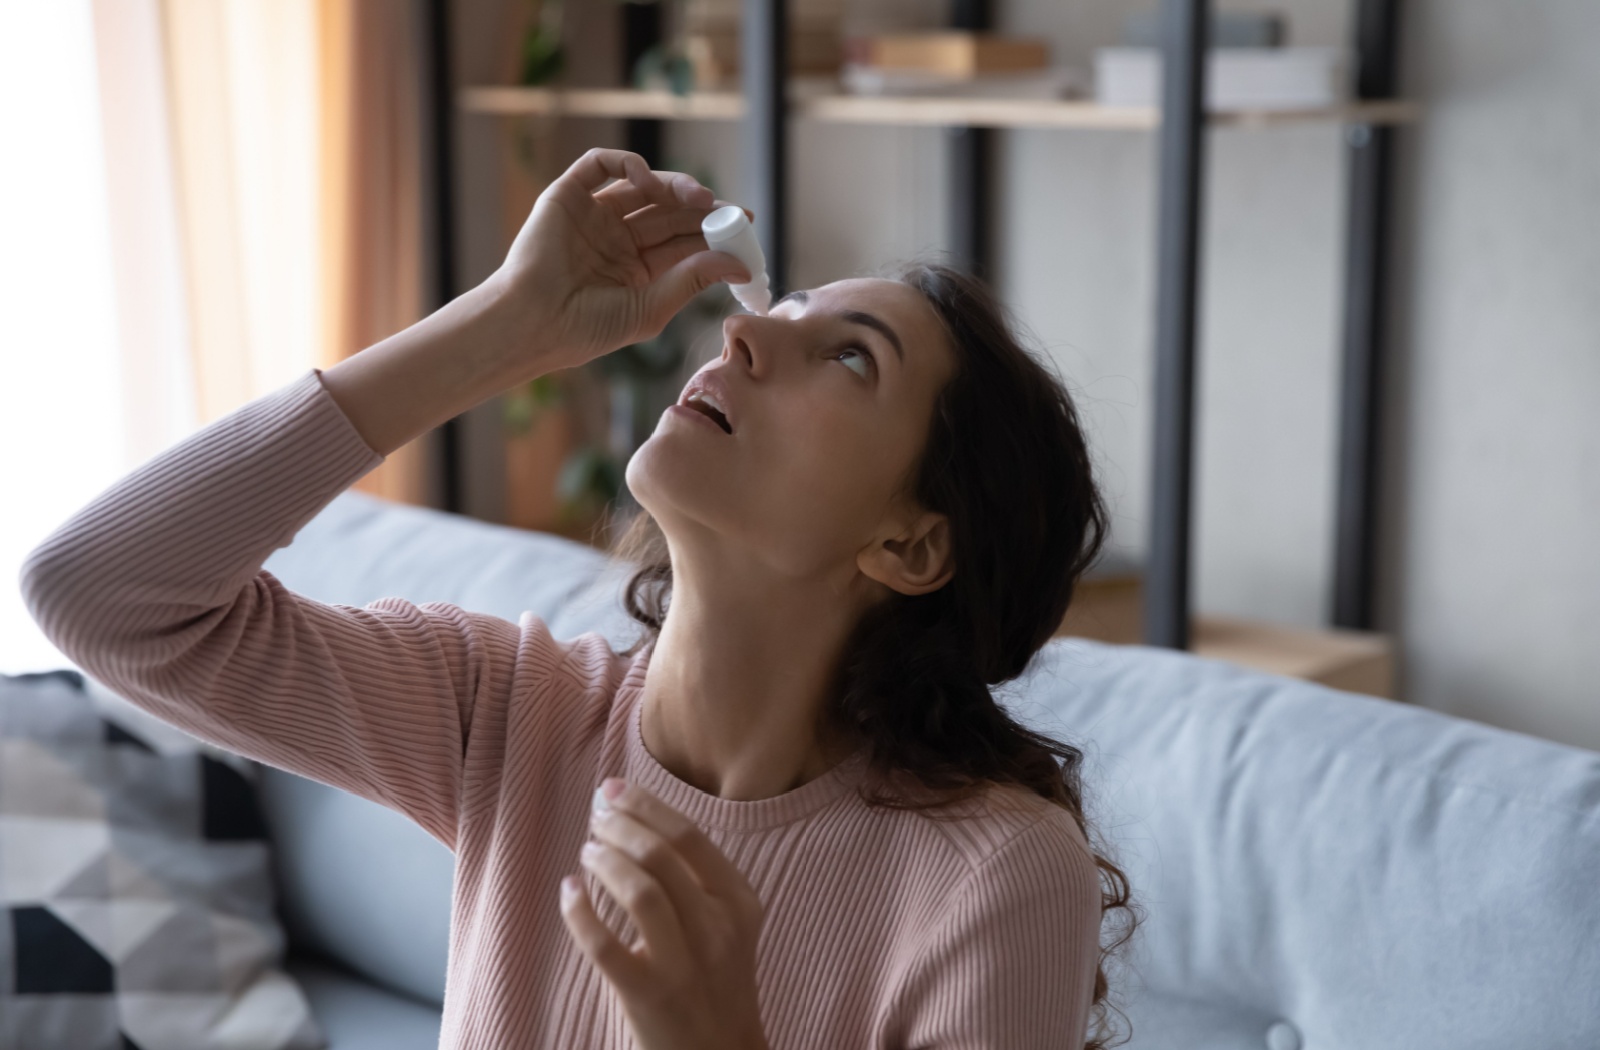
[778,277,951,367]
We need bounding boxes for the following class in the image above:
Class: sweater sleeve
[894,817,1105,1050]
[18,368,527,849]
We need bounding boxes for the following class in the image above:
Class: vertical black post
[622,2,664,165]
[1143,0,1210,649]
[743,0,787,295]
[425,0,463,513]
[1332,0,1402,630]
[947,0,991,277]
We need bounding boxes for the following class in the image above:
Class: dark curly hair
[613,262,1139,1049]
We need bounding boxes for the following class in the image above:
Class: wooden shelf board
[460,87,1420,131]
[1056,574,1397,698]
[1190,615,1394,698]
[463,87,745,122]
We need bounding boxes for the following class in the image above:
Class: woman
[23,149,1135,1049]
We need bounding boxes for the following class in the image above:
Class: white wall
[662,0,1600,750]
[1384,0,1600,749]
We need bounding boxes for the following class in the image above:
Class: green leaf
[520,25,566,86]
[557,445,625,515]
[502,375,566,435]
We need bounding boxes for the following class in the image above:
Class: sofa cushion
[1006,640,1600,1050]
[0,670,322,1050]
[264,491,631,642]
[1117,987,1297,1050]
[257,765,453,1007]
[286,957,440,1050]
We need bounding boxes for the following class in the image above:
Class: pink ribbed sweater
[21,369,1102,1049]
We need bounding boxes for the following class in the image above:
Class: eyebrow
[773,290,906,363]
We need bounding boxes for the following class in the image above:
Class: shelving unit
[459,85,1419,131]
[439,0,1413,677]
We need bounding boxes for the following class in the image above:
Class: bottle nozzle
[701,206,771,316]
[731,277,771,317]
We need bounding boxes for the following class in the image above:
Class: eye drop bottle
[701,205,772,316]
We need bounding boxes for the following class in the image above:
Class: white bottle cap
[701,205,772,316]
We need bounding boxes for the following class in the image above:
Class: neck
[638,541,874,801]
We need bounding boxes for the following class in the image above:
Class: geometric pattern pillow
[0,670,324,1050]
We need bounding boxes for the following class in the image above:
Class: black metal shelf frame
[1144,0,1211,649]
[425,0,1404,643]
[1147,0,1405,643]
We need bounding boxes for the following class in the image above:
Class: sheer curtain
[161,0,436,507]
[0,3,140,674]
[159,0,435,499]
[159,0,326,423]
[1,0,433,673]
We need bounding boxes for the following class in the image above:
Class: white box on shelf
[840,64,1087,100]
[1094,47,1348,110]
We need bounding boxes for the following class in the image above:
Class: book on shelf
[851,32,1051,78]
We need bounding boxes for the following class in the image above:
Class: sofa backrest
[264,494,1600,1047]
[1008,640,1600,1048]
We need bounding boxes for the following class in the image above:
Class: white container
[840,64,1087,100]
[701,206,771,316]
[1094,47,1348,111]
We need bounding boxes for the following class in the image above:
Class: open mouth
[682,391,732,434]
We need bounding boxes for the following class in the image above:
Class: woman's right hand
[494,148,752,374]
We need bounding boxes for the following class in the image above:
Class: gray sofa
[258,492,1600,1050]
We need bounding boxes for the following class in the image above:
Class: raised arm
[20,150,748,847]
[319,148,748,456]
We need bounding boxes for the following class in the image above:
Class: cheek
[755,394,909,531]
[624,387,922,576]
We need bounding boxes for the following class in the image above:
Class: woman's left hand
[561,778,770,1050]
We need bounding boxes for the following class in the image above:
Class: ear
[857,511,955,597]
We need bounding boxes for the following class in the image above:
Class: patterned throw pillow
[0,670,323,1050]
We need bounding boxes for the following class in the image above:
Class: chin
[625,434,786,569]
[625,432,726,538]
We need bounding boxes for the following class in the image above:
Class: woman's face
[627,277,957,581]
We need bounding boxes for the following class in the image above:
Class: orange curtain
[317,0,433,504]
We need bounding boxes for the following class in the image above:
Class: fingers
[585,803,713,976]
[559,875,651,995]
[588,803,707,902]
[595,180,651,215]
[596,781,762,921]
[642,250,752,329]
[626,204,716,252]
[641,234,740,280]
[597,171,717,216]
[577,839,694,974]
[562,148,671,203]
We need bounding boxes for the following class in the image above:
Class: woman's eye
[836,347,873,378]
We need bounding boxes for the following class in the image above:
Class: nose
[720,312,772,378]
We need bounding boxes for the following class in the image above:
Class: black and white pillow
[0,670,323,1050]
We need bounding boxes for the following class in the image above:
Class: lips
[677,372,736,434]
